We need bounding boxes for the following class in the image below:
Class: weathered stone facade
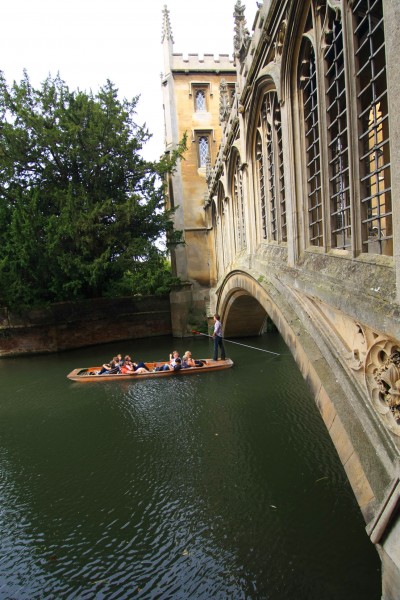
[163,1,400,597]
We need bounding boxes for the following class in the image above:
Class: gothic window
[299,35,323,248]
[254,91,286,244]
[217,182,226,275]
[352,0,392,255]
[277,103,287,242]
[265,95,278,241]
[198,135,209,167]
[195,89,207,112]
[233,153,246,250]
[256,130,267,239]
[324,8,351,250]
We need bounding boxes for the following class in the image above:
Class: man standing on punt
[212,314,226,361]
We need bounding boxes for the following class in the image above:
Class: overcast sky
[1,0,257,160]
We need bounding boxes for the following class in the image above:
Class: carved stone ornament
[273,19,287,62]
[234,0,250,57]
[365,337,400,436]
[346,322,371,371]
[206,154,212,185]
[219,79,230,124]
[161,5,174,43]
[320,1,342,51]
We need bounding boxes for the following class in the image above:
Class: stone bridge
[162,1,400,596]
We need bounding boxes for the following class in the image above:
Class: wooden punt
[67,358,234,382]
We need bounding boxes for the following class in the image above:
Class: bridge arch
[216,269,383,524]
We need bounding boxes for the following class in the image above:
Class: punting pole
[191,331,281,356]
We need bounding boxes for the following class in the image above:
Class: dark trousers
[134,361,149,371]
[213,335,226,360]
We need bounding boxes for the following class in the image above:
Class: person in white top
[212,314,226,361]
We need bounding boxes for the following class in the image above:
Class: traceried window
[265,96,278,240]
[198,135,209,167]
[293,1,392,256]
[195,89,207,112]
[353,0,392,255]
[324,8,351,250]
[277,104,287,242]
[256,130,267,239]
[216,182,227,276]
[232,153,246,250]
[299,33,323,248]
[254,91,286,243]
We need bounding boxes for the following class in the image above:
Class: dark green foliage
[0,71,185,310]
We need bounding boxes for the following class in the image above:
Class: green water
[0,333,380,599]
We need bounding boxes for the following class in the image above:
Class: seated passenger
[98,356,121,375]
[120,355,134,374]
[182,351,196,368]
[121,355,148,375]
[172,357,182,371]
[182,350,203,368]
[162,357,182,372]
[156,350,180,371]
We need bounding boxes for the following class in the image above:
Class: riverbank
[0,295,171,357]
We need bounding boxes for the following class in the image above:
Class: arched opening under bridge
[222,290,270,337]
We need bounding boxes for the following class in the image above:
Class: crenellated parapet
[169,53,235,72]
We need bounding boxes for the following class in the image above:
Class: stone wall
[0,296,172,357]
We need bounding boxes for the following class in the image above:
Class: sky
[0,0,258,160]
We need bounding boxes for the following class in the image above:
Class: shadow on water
[0,333,381,599]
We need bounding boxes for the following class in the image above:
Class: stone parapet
[171,53,235,72]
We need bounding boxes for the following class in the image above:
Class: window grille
[276,108,287,242]
[195,89,206,112]
[256,130,267,239]
[233,154,246,250]
[265,94,278,241]
[300,38,323,247]
[217,184,226,273]
[353,0,392,255]
[256,92,286,244]
[198,136,209,167]
[325,11,351,250]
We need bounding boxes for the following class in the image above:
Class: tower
[161,5,236,336]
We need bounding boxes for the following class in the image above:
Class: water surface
[0,333,381,599]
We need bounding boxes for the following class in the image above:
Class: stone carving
[273,19,287,62]
[234,0,250,58]
[206,154,212,186]
[365,337,400,436]
[320,1,342,52]
[219,79,231,124]
[309,301,399,436]
[161,5,174,43]
[346,322,370,371]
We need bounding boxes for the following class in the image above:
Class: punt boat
[67,358,233,382]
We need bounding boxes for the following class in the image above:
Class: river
[0,332,381,599]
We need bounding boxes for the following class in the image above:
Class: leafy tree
[0,71,185,310]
